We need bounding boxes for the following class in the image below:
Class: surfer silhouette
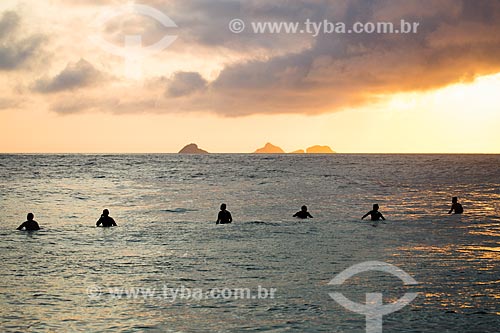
[448,197,464,214]
[362,204,385,221]
[216,203,232,224]
[293,205,313,219]
[17,213,41,231]
[96,209,117,227]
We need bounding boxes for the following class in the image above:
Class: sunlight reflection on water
[1,154,499,332]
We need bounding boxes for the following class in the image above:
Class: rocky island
[254,143,285,154]
[305,145,336,154]
[178,143,209,154]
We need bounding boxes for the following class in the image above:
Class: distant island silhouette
[178,143,209,154]
[254,143,336,154]
[177,142,335,154]
[305,145,335,154]
[254,143,285,154]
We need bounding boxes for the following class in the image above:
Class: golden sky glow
[1,1,499,153]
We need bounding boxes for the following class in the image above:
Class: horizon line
[1,152,499,155]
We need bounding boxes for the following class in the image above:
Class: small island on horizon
[254,143,285,154]
[178,143,209,154]
[305,145,336,154]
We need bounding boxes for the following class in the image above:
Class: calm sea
[1,154,499,332]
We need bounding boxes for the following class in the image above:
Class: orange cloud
[2,1,500,117]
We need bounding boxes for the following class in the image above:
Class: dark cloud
[39,1,500,116]
[0,11,19,39]
[34,59,104,93]
[0,11,45,71]
[100,0,314,55]
[166,72,207,97]
[185,0,500,116]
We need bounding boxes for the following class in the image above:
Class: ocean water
[0,154,499,332]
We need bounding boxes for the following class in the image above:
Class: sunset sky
[1,0,499,153]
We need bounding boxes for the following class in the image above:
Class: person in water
[216,203,232,224]
[362,204,386,221]
[293,205,313,219]
[96,209,117,227]
[448,197,464,214]
[17,213,41,231]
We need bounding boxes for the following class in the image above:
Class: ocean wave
[161,208,198,213]
[244,221,281,226]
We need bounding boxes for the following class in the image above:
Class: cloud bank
[3,0,500,116]
[35,59,104,93]
[0,11,45,71]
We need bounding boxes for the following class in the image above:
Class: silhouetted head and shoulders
[216,203,232,224]
[448,197,463,214]
[17,213,41,231]
[96,209,117,227]
[362,204,385,221]
[293,205,313,219]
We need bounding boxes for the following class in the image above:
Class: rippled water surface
[1,154,499,332]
